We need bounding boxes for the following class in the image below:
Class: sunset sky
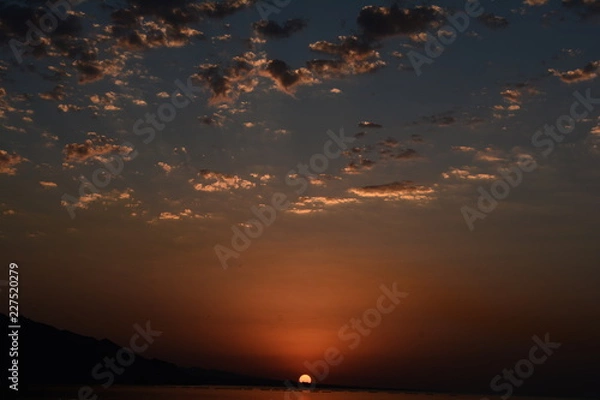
[0,0,599,394]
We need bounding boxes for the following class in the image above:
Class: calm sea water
[19,386,572,400]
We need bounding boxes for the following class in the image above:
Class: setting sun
[298,374,312,384]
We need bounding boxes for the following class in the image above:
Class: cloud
[452,145,477,153]
[60,188,137,213]
[260,59,318,92]
[379,137,399,148]
[194,52,316,103]
[157,162,174,174]
[190,170,255,192]
[562,0,600,19]
[63,132,134,165]
[76,62,105,84]
[549,60,600,83]
[343,159,376,175]
[411,134,424,143]
[197,0,257,18]
[349,181,435,202]
[394,149,420,160]
[39,181,58,189]
[524,0,549,5]
[90,92,123,111]
[250,172,275,183]
[198,114,225,126]
[253,19,307,38]
[500,89,522,104]
[39,85,66,101]
[442,167,496,181]
[0,150,26,175]
[475,147,506,163]
[478,13,509,29]
[307,35,386,77]
[420,113,456,126]
[111,7,203,51]
[288,196,359,214]
[357,5,443,39]
[358,121,383,128]
[148,208,210,224]
[495,84,540,115]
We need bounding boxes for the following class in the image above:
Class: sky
[0,0,599,395]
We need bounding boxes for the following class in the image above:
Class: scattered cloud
[349,181,435,202]
[63,133,134,166]
[39,181,58,189]
[549,60,600,83]
[0,150,26,176]
[358,121,382,128]
[190,170,255,192]
[288,196,359,214]
[252,19,307,38]
[357,5,444,39]
[442,167,496,181]
[478,13,509,29]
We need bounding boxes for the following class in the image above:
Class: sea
[14,386,577,400]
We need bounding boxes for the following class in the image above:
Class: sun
[298,374,312,384]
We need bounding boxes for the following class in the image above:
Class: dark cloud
[562,0,600,18]
[39,85,66,101]
[124,0,202,24]
[0,150,26,175]
[253,19,307,38]
[110,3,204,51]
[394,148,419,159]
[349,180,434,201]
[0,4,86,62]
[307,36,385,77]
[197,0,257,18]
[411,134,424,143]
[263,59,308,89]
[379,137,399,148]
[0,4,36,41]
[549,60,600,83]
[194,52,315,103]
[76,62,104,84]
[198,114,224,127]
[194,52,261,103]
[418,113,456,126]
[357,5,443,39]
[343,158,376,174]
[63,133,133,165]
[478,13,509,29]
[358,121,383,128]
